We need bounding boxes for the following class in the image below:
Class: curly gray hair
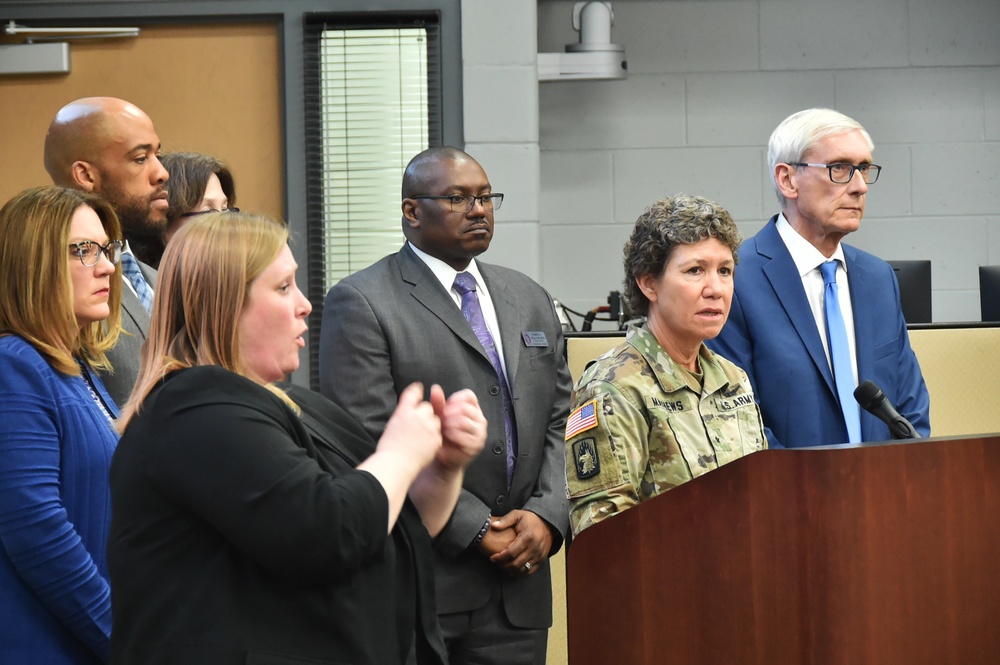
[623,194,742,316]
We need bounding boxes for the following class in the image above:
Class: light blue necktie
[820,260,862,443]
[120,252,154,314]
[453,272,518,485]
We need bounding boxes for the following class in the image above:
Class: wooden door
[0,21,283,219]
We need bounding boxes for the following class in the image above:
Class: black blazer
[108,366,446,665]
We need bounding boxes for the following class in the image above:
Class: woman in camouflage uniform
[565,194,767,536]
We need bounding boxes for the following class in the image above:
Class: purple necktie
[453,272,517,484]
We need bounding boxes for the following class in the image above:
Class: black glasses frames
[409,194,504,213]
[789,162,881,184]
[178,207,241,219]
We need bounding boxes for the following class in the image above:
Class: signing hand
[430,386,487,472]
[377,382,442,474]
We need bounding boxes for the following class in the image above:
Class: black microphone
[853,380,921,440]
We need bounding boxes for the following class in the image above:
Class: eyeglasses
[178,207,240,219]
[69,240,123,267]
[410,194,504,213]
[790,162,882,184]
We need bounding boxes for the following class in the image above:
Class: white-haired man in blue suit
[709,108,930,448]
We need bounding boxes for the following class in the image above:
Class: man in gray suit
[44,97,168,407]
[320,147,571,664]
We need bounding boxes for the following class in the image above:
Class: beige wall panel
[0,22,283,221]
[908,328,1000,437]
[568,330,1000,439]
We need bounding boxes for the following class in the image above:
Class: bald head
[44,97,148,186]
[43,97,170,253]
[399,146,494,269]
[401,146,479,200]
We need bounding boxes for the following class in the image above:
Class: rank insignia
[573,437,600,479]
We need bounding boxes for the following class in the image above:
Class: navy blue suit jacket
[708,216,930,448]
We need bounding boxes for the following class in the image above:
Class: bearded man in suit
[44,97,168,406]
[319,146,571,664]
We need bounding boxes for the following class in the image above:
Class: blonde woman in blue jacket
[0,186,123,664]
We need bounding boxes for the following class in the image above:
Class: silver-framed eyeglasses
[410,193,504,213]
[178,207,240,219]
[790,162,881,184]
[69,240,123,267]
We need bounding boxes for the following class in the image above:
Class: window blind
[303,13,442,388]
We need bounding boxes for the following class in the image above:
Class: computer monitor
[887,260,932,324]
[979,266,1000,322]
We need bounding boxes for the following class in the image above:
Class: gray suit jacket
[318,243,572,628]
[100,259,155,408]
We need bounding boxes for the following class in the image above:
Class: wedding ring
[524,562,532,570]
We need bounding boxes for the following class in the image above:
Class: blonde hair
[119,211,295,429]
[0,186,122,375]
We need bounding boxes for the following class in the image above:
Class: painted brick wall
[530,0,1000,324]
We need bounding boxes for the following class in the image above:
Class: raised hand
[431,385,486,472]
[378,382,442,475]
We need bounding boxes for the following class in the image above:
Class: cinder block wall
[461,0,543,280]
[533,0,1000,324]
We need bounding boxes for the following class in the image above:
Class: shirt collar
[407,241,487,292]
[775,213,847,276]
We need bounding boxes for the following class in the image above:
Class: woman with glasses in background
[142,151,238,267]
[0,186,123,664]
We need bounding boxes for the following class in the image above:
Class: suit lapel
[480,264,524,387]
[119,275,151,337]
[397,244,490,363]
[479,263,531,494]
[756,220,837,395]
[138,259,158,288]
[844,246,874,438]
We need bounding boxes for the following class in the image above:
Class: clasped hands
[478,509,553,578]
[385,384,552,577]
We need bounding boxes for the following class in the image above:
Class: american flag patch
[565,399,598,440]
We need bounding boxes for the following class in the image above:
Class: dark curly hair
[623,194,742,316]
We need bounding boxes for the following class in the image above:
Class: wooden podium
[566,436,1000,665]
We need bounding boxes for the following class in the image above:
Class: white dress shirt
[408,242,511,382]
[775,214,858,385]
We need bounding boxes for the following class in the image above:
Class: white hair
[768,108,874,207]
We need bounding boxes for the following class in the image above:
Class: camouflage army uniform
[566,324,766,536]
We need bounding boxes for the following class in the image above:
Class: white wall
[461,0,544,281]
[527,0,1000,325]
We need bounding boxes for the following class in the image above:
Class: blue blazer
[0,335,119,664]
[708,217,930,448]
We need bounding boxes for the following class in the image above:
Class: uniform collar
[626,324,732,395]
